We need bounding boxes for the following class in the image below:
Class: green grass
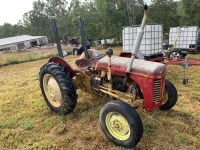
[4,55,19,64]
[0,45,74,66]
[0,47,200,149]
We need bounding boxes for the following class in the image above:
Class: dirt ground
[0,48,200,149]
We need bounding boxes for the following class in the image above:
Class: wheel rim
[43,74,62,107]
[170,52,180,58]
[162,90,168,105]
[105,112,131,141]
[74,50,78,55]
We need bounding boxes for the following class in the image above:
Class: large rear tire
[100,100,143,148]
[160,79,177,110]
[39,62,77,115]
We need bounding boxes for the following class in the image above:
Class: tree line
[0,0,199,43]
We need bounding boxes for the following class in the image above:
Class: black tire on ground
[160,79,177,110]
[73,48,78,55]
[168,50,183,59]
[39,62,77,115]
[182,53,187,58]
[100,100,143,148]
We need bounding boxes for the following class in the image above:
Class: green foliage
[0,49,58,66]
[0,0,199,42]
[181,0,200,25]
[144,122,157,134]
[4,56,19,64]
[148,0,180,33]
[19,119,35,130]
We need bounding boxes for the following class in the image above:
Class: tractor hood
[96,56,165,76]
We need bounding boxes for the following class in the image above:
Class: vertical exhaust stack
[106,48,113,81]
[77,15,89,60]
[51,17,63,58]
[126,4,148,73]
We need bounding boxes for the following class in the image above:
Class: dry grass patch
[0,48,200,149]
[0,45,74,66]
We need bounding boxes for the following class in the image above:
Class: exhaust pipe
[51,17,63,58]
[77,15,89,60]
[126,4,148,73]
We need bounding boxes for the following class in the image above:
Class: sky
[0,0,36,25]
[0,0,74,26]
[0,0,178,26]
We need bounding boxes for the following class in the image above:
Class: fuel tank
[96,56,165,76]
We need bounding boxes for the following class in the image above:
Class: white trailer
[168,26,199,58]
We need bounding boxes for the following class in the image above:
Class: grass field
[0,47,200,150]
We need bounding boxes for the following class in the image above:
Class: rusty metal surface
[95,56,165,112]
[164,58,200,66]
[129,73,165,111]
[48,57,76,78]
[96,56,165,76]
[100,85,144,108]
[119,52,132,58]
[75,59,95,71]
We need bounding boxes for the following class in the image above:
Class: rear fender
[48,57,76,78]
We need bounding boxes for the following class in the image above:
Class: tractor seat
[79,49,102,59]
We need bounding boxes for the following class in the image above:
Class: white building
[0,35,48,51]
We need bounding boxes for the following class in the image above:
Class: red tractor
[39,5,177,148]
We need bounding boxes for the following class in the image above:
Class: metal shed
[0,35,48,51]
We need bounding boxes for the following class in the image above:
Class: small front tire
[100,100,143,148]
[160,79,177,110]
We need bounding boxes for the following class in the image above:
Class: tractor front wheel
[39,62,77,115]
[160,79,177,110]
[100,100,143,148]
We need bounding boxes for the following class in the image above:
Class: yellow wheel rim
[43,74,62,107]
[162,90,168,105]
[105,112,130,141]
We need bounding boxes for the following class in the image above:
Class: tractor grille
[153,79,162,103]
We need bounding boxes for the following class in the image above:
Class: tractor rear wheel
[100,100,143,148]
[160,79,177,110]
[39,62,77,115]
